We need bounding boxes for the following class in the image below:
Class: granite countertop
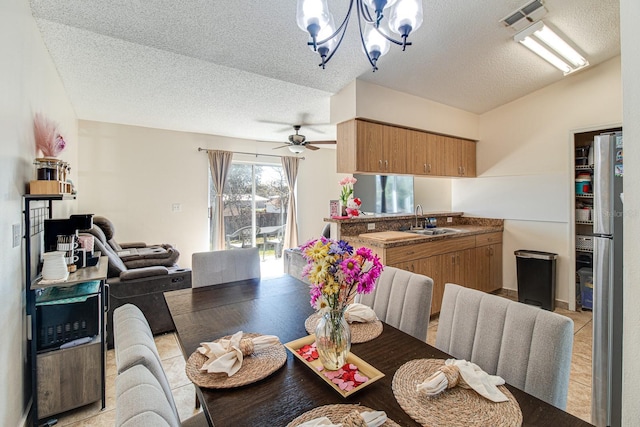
[323,211,464,223]
[344,224,504,249]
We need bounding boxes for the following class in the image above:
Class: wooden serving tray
[285,334,384,398]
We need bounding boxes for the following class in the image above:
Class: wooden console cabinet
[336,118,476,177]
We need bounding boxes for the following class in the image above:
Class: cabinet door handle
[427,163,432,173]
[384,160,388,170]
[462,166,466,175]
[406,251,415,255]
[424,163,427,173]
[411,263,415,272]
[489,247,494,256]
[458,166,462,175]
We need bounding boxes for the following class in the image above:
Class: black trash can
[514,250,558,311]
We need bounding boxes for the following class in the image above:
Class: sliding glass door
[209,162,289,272]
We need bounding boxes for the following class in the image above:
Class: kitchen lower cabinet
[377,232,502,316]
[423,255,444,315]
[474,232,503,293]
[442,248,476,289]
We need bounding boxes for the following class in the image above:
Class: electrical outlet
[447,217,453,223]
[367,223,375,230]
[171,203,182,212]
[12,223,21,248]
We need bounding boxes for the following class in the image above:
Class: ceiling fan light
[389,0,423,36]
[288,145,306,154]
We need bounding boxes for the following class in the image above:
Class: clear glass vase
[315,309,351,370]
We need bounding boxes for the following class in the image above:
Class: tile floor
[49,300,593,426]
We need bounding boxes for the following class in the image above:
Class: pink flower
[339,176,357,186]
[340,257,361,279]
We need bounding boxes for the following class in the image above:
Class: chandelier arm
[356,2,379,71]
[374,26,413,47]
[320,17,351,67]
[358,1,377,25]
[313,0,355,46]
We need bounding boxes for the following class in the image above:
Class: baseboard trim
[496,288,570,311]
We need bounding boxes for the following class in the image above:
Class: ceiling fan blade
[304,144,320,151]
[271,145,290,150]
[306,140,336,145]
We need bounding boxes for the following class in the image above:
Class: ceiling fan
[272,125,336,153]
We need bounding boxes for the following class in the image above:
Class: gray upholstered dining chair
[113,304,208,427]
[435,283,574,409]
[191,247,261,288]
[356,266,433,341]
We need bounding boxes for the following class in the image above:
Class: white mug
[65,255,79,265]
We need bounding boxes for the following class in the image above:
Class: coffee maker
[44,214,94,253]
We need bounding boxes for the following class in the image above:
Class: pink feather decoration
[34,113,66,157]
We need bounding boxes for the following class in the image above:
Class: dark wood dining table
[164,274,592,427]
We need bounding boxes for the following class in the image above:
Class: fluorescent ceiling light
[514,21,588,75]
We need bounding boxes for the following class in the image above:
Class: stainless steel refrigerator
[592,131,623,427]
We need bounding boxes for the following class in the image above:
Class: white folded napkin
[416,359,508,403]
[344,303,378,323]
[296,410,387,427]
[197,331,280,376]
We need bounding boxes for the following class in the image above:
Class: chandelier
[296,0,424,72]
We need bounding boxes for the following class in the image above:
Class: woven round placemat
[287,404,401,427]
[392,359,523,427]
[185,333,286,389]
[304,312,383,344]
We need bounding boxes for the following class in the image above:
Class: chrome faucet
[414,204,423,229]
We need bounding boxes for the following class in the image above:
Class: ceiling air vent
[500,0,547,32]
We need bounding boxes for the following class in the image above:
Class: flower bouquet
[300,237,383,369]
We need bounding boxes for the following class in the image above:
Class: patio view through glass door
[209,161,289,277]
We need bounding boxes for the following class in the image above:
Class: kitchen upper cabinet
[407,130,443,176]
[337,119,406,174]
[443,137,477,177]
[337,118,475,177]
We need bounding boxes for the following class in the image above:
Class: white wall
[330,80,479,212]
[453,57,622,306]
[0,1,78,425]
[78,121,342,267]
[620,0,640,423]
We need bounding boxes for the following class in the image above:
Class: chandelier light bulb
[297,0,331,45]
[363,0,397,25]
[314,16,337,68]
[389,0,423,39]
[363,24,391,69]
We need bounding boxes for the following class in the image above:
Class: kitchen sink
[407,228,461,236]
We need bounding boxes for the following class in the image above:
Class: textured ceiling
[30,0,620,144]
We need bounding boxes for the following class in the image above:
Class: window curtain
[208,150,233,250]
[281,156,300,250]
